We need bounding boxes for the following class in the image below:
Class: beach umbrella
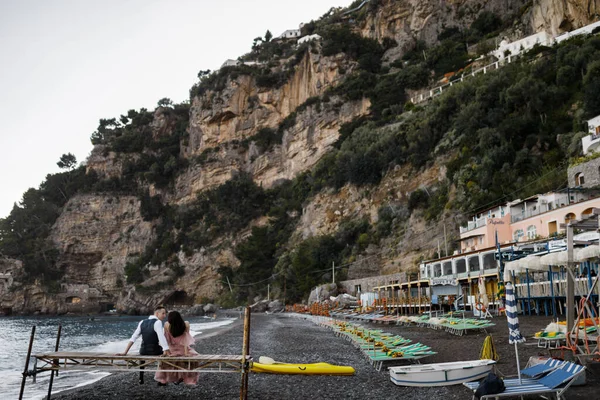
[505,281,526,383]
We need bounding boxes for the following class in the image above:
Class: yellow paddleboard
[251,361,355,375]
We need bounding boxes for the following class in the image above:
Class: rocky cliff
[531,0,600,35]
[176,50,369,204]
[361,0,598,59]
[2,0,599,314]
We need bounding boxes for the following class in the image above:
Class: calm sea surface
[0,315,235,399]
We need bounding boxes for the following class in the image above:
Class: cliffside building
[492,31,553,60]
[581,114,600,155]
[458,190,598,253]
[568,114,600,189]
[278,29,301,39]
[298,34,322,45]
[555,20,600,44]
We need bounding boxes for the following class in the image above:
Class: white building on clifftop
[492,31,553,59]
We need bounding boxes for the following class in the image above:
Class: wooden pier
[32,352,247,374]
[20,306,252,400]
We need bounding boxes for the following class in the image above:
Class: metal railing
[410,54,520,105]
[459,216,489,233]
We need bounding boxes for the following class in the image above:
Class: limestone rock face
[185,51,349,157]
[531,0,600,35]
[174,92,370,204]
[174,247,240,301]
[296,162,450,279]
[86,145,123,180]
[360,0,532,53]
[0,257,23,312]
[42,194,154,313]
[359,0,598,59]
[50,194,154,288]
[173,50,368,205]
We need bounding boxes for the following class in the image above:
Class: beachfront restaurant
[361,233,600,318]
[504,244,600,317]
[371,279,430,315]
[419,248,501,311]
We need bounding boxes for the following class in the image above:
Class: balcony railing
[510,205,552,223]
[460,216,488,233]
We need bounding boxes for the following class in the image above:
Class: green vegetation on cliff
[3,3,600,306]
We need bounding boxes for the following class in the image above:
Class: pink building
[459,191,600,252]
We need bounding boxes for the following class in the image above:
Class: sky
[0,0,352,219]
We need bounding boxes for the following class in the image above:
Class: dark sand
[51,312,600,399]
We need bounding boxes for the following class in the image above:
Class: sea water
[0,315,235,399]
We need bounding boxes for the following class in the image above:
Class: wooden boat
[251,361,355,375]
[389,359,496,387]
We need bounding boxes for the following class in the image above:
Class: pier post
[240,306,251,400]
[19,326,36,400]
[46,325,62,399]
[567,225,574,333]
[526,269,532,316]
[549,267,557,317]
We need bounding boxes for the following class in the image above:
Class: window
[582,208,594,217]
[527,225,537,239]
[513,229,524,241]
[565,213,576,223]
[575,172,584,186]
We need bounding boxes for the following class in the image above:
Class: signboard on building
[548,239,567,249]
[430,277,458,286]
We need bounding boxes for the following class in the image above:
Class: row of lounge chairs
[463,358,586,399]
[328,309,495,336]
[397,314,495,336]
[321,319,436,371]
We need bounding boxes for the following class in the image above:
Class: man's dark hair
[154,305,166,312]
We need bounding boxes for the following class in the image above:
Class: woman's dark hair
[168,311,186,337]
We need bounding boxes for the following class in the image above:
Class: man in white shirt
[117,305,170,385]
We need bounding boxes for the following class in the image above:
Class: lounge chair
[366,350,436,372]
[463,361,585,399]
[520,358,567,379]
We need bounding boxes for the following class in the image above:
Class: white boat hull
[389,360,496,387]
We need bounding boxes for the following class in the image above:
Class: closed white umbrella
[503,255,544,281]
[539,249,582,266]
[576,245,600,262]
[478,275,490,309]
[521,255,542,269]
[503,258,525,282]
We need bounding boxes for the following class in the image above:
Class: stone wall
[339,272,407,296]
[568,157,600,188]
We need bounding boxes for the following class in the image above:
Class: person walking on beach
[155,310,200,386]
[117,305,170,385]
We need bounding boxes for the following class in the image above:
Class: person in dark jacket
[117,305,170,385]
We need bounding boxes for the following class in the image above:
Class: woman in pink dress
[155,311,200,385]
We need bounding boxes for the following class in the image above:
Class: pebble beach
[51,312,599,399]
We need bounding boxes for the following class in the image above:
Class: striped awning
[505,282,525,344]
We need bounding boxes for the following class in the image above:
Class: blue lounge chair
[463,361,585,399]
[520,358,567,379]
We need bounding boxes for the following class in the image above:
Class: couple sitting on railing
[117,305,200,386]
